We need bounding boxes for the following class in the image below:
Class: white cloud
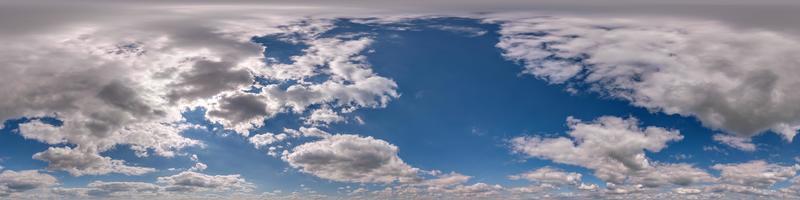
[206,36,400,135]
[248,132,289,149]
[508,167,583,186]
[0,4,406,183]
[674,187,703,194]
[712,160,799,188]
[17,120,66,144]
[0,6,347,176]
[628,163,716,188]
[285,134,420,183]
[713,134,757,151]
[304,107,346,126]
[511,116,686,185]
[248,127,332,153]
[188,155,208,172]
[0,170,58,197]
[494,15,800,141]
[293,127,333,138]
[423,172,471,187]
[157,171,255,192]
[32,147,156,176]
[4,5,800,199]
[578,183,599,191]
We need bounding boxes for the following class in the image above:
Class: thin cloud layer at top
[494,15,800,142]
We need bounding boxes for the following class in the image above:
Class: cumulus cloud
[494,15,800,141]
[5,3,800,199]
[32,147,156,176]
[188,154,208,172]
[17,120,66,144]
[627,163,716,188]
[304,107,346,126]
[508,167,583,186]
[0,170,58,197]
[422,172,471,188]
[156,171,255,192]
[248,127,332,153]
[506,117,800,198]
[285,134,420,183]
[0,4,351,176]
[0,2,405,182]
[205,36,399,135]
[249,132,289,149]
[511,116,690,186]
[712,160,799,188]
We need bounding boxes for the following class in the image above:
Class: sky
[3,0,800,199]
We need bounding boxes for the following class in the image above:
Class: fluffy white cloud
[713,134,757,152]
[0,3,405,182]
[156,171,255,192]
[206,36,399,135]
[6,5,800,199]
[0,170,58,197]
[494,15,800,141]
[248,132,289,149]
[32,147,156,176]
[17,120,66,144]
[286,134,420,183]
[627,163,716,188]
[304,107,346,126]
[188,154,208,172]
[511,116,686,185]
[712,160,799,188]
[508,167,583,186]
[248,127,333,153]
[422,172,471,188]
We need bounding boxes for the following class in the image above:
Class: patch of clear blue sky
[1,17,799,193]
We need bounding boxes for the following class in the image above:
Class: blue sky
[4,2,800,199]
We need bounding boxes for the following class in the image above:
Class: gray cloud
[168,60,253,102]
[84,181,161,197]
[0,170,58,197]
[2,1,800,199]
[32,147,156,176]
[712,160,799,189]
[156,171,255,192]
[495,15,800,141]
[286,134,420,183]
[509,167,583,186]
